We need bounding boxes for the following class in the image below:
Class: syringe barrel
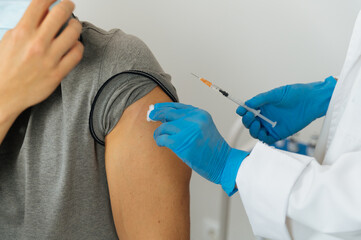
[227,95,277,128]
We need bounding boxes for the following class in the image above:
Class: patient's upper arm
[105,87,191,240]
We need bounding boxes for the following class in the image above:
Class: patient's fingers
[18,0,57,29]
[50,18,82,61]
[38,0,75,44]
[55,41,84,81]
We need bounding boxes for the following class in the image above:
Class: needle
[192,73,277,128]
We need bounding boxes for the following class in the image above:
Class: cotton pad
[147,105,155,122]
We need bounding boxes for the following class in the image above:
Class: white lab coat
[236,10,361,240]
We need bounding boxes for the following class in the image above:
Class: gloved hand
[149,103,249,196]
[237,76,337,145]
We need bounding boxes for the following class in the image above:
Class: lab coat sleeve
[236,142,361,239]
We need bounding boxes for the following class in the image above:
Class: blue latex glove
[149,103,249,196]
[237,76,337,144]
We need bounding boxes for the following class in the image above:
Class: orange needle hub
[200,78,212,87]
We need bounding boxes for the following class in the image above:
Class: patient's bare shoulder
[105,87,191,240]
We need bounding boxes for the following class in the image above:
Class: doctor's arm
[237,143,361,239]
[104,87,191,240]
[148,101,361,239]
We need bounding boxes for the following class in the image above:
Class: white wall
[73,1,361,239]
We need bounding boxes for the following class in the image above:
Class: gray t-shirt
[0,21,178,239]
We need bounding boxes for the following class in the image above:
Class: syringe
[192,73,277,128]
